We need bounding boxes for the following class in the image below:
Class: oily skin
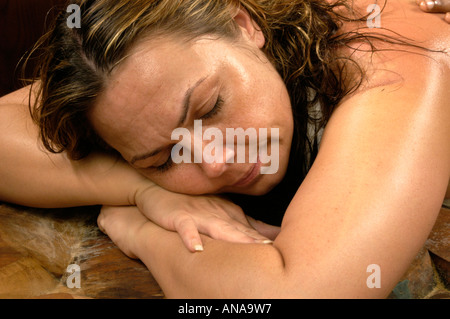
[90,34,294,196]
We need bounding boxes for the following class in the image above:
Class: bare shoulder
[275,67,450,298]
[272,2,449,296]
[350,0,449,46]
[337,0,450,93]
[0,84,39,108]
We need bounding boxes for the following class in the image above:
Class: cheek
[138,166,213,195]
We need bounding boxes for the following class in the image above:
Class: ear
[233,9,265,49]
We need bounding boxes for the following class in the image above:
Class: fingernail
[255,239,273,244]
[426,0,435,9]
[194,244,204,252]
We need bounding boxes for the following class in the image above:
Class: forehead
[90,37,210,160]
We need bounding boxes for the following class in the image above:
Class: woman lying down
[0,0,449,298]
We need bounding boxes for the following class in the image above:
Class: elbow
[168,243,300,299]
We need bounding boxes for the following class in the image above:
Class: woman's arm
[0,86,276,251]
[99,49,450,298]
[0,86,152,207]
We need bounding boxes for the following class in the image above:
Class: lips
[232,158,261,187]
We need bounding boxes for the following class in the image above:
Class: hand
[97,205,149,259]
[416,0,450,23]
[132,185,280,252]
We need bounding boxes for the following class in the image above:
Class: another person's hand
[123,185,280,253]
[416,0,450,23]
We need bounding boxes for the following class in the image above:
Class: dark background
[0,0,66,97]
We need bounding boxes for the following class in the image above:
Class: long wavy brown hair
[27,0,430,181]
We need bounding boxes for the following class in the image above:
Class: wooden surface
[0,202,448,299]
[0,203,164,299]
[388,206,450,299]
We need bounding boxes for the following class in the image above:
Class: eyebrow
[130,76,208,166]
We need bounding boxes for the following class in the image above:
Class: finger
[97,209,107,234]
[418,0,450,12]
[232,222,274,242]
[446,12,450,23]
[98,205,148,231]
[198,219,271,244]
[97,205,128,234]
[173,215,204,253]
[97,206,147,259]
[246,216,281,241]
[214,201,249,225]
[207,208,277,242]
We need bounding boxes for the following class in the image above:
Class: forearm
[133,221,288,298]
[0,103,155,208]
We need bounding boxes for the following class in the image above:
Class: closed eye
[200,95,223,120]
[154,156,173,173]
[154,96,224,173]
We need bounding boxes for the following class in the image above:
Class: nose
[199,145,235,178]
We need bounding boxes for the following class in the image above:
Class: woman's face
[90,25,294,195]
